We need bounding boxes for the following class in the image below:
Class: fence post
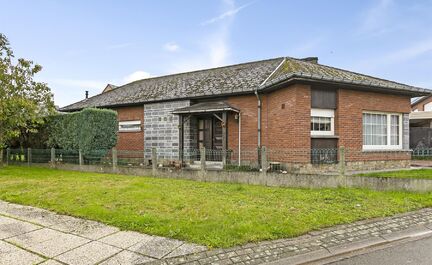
[152,148,157,176]
[339,146,346,176]
[200,147,206,171]
[79,149,83,167]
[50,148,55,167]
[6,148,10,166]
[261,146,267,176]
[27,148,32,166]
[112,147,118,172]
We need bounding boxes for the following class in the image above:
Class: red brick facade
[111,85,411,164]
[337,89,410,161]
[113,105,144,151]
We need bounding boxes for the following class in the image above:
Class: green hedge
[48,108,118,155]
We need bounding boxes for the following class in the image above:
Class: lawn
[357,169,432,179]
[1,166,432,248]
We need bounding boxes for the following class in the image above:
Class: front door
[197,115,223,160]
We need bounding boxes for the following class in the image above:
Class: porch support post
[200,147,206,171]
[179,115,184,166]
[222,112,227,168]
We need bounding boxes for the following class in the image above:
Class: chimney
[85,91,89,99]
[301,57,319,64]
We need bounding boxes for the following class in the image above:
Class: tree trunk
[0,148,3,167]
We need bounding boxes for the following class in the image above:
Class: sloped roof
[262,57,430,94]
[60,56,431,111]
[60,57,284,111]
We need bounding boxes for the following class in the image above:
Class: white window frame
[311,108,335,136]
[118,120,142,132]
[362,111,402,151]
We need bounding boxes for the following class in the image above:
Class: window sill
[362,149,409,153]
[311,135,339,139]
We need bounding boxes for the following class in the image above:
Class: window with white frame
[311,109,335,136]
[118,120,141,132]
[425,102,432,112]
[362,112,402,150]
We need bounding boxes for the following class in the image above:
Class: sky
[1,0,432,107]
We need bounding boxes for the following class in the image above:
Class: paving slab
[0,203,70,226]
[100,250,155,265]
[50,217,119,240]
[100,231,154,249]
[0,215,41,239]
[128,236,184,259]
[6,227,90,257]
[165,243,207,258]
[39,259,64,265]
[0,240,45,265]
[56,241,121,265]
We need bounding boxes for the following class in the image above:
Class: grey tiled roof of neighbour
[60,56,431,111]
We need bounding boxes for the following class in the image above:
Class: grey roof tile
[60,56,431,111]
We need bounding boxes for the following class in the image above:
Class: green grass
[1,166,432,248]
[357,169,432,179]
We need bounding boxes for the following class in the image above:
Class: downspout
[238,112,241,166]
[254,90,262,148]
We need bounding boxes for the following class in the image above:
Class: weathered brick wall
[337,89,411,161]
[114,105,144,151]
[412,96,432,111]
[265,84,311,163]
[226,84,311,163]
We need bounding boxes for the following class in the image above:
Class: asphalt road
[327,234,432,265]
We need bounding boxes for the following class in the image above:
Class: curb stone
[144,208,432,265]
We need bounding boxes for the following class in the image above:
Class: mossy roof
[60,56,430,111]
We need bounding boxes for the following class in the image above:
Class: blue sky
[1,0,432,107]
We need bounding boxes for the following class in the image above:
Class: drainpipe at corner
[254,89,262,148]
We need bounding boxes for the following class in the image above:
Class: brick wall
[226,84,311,163]
[412,95,432,111]
[114,105,144,151]
[337,89,411,161]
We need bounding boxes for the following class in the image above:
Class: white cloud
[123,71,152,84]
[169,0,248,73]
[164,42,180,52]
[202,0,251,25]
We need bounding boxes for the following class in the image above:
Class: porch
[172,101,239,169]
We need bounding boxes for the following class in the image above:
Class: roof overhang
[172,102,239,115]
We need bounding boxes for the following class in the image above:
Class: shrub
[48,108,118,155]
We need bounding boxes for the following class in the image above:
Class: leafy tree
[0,33,55,164]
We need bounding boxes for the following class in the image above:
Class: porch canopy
[172,101,239,164]
[172,101,239,115]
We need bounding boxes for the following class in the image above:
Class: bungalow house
[60,56,430,172]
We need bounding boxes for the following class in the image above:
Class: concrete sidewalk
[2,200,432,265]
[0,201,206,265]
